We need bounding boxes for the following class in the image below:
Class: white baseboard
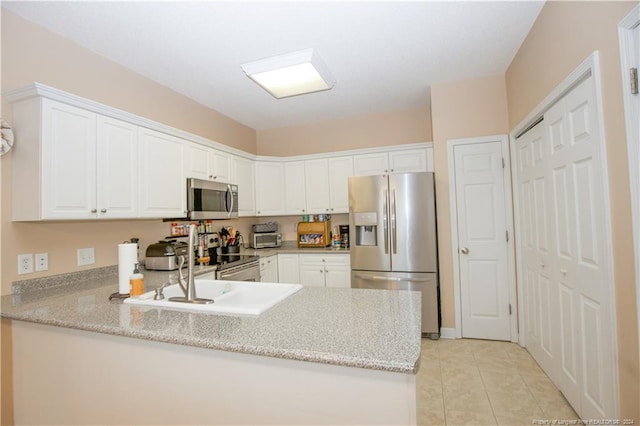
[439,328,457,339]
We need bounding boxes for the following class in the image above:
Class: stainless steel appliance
[215,256,260,281]
[349,172,439,338]
[186,178,238,220]
[251,232,282,249]
[145,240,188,271]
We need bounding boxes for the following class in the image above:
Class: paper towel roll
[118,243,138,295]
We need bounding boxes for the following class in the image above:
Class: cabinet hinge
[506,230,509,242]
[631,68,638,95]
[509,304,512,315]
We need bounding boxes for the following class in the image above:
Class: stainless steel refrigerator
[349,172,439,338]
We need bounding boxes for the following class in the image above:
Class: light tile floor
[417,338,579,426]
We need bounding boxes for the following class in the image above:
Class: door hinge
[506,230,509,242]
[631,68,638,95]
[502,158,506,169]
[509,304,512,315]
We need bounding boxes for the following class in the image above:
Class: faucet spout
[168,224,214,305]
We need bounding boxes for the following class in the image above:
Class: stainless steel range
[214,255,260,282]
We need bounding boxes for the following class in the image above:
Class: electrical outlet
[18,254,34,275]
[35,253,49,272]
[77,247,95,266]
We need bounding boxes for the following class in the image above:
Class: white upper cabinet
[233,156,256,217]
[184,143,233,183]
[304,159,330,214]
[353,152,389,176]
[328,156,354,213]
[96,116,138,218]
[138,128,185,218]
[211,150,233,183]
[11,98,139,221]
[255,161,285,216]
[388,148,430,173]
[184,143,210,181]
[285,161,307,215]
[353,147,432,176]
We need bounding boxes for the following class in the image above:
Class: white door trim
[509,51,619,417]
[618,4,640,350]
[448,134,518,341]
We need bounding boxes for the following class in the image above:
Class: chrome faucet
[168,224,214,305]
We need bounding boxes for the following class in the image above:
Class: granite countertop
[1,266,421,374]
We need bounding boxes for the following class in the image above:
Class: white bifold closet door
[515,75,616,419]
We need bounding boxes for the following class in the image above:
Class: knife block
[297,221,331,248]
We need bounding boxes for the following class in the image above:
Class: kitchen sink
[124,279,302,315]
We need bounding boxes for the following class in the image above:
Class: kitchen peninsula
[1,266,421,425]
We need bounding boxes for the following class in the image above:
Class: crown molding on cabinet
[4,82,433,163]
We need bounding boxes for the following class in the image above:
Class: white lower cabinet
[259,255,278,283]
[299,254,351,288]
[277,254,300,284]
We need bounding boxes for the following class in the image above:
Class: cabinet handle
[390,169,394,172]
[90,209,97,213]
[101,209,107,213]
[330,208,334,211]
[302,209,305,212]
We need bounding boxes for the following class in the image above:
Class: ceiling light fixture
[241,48,336,99]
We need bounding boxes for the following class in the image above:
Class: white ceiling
[2,1,544,131]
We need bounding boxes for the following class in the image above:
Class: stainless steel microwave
[186,178,238,220]
[251,232,282,249]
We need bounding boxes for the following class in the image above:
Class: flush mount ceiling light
[241,48,336,99]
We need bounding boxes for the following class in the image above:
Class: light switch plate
[35,253,49,271]
[77,248,95,266]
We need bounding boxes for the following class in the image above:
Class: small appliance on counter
[144,240,188,271]
[339,225,350,248]
[250,222,281,249]
[297,221,331,248]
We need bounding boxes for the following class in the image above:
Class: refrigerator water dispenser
[354,212,378,246]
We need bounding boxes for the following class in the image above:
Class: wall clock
[0,120,14,156]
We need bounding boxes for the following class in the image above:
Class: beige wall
[430,75,510,329]
[506,1,638,419]
[256,106,432,156]
[0,10,257,294]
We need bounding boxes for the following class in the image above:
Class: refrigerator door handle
[383,190,389,254]
[353,273,431,283]
[391,190,397,254]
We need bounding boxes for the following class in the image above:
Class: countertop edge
[1,311,419,374]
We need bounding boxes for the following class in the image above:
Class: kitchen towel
[118,243,138,295]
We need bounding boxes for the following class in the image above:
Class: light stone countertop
[1,265,421,374]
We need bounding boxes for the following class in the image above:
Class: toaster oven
[251,232,281,249]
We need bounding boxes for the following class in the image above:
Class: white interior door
[452,139,512,341]
[515,75,616,419]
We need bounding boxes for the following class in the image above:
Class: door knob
[460,247,469,255]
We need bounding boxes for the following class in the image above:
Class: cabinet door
[323,254,351,288]
[41,99,97,219]
[285,161,307,214]
[97,116,138,218]
[325,265,351,288]
[260,255,279,283]
[388,148,427,173]
[184,143,211,181]
[138,128,185,218]
[255,162,285,216]
[234,157,256,216]
[210,150,233,183]
[304,159,331,214]
[299,264,326,287]
[353,153,389,176]
[277,254,300,284]
[328,156,353,213]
